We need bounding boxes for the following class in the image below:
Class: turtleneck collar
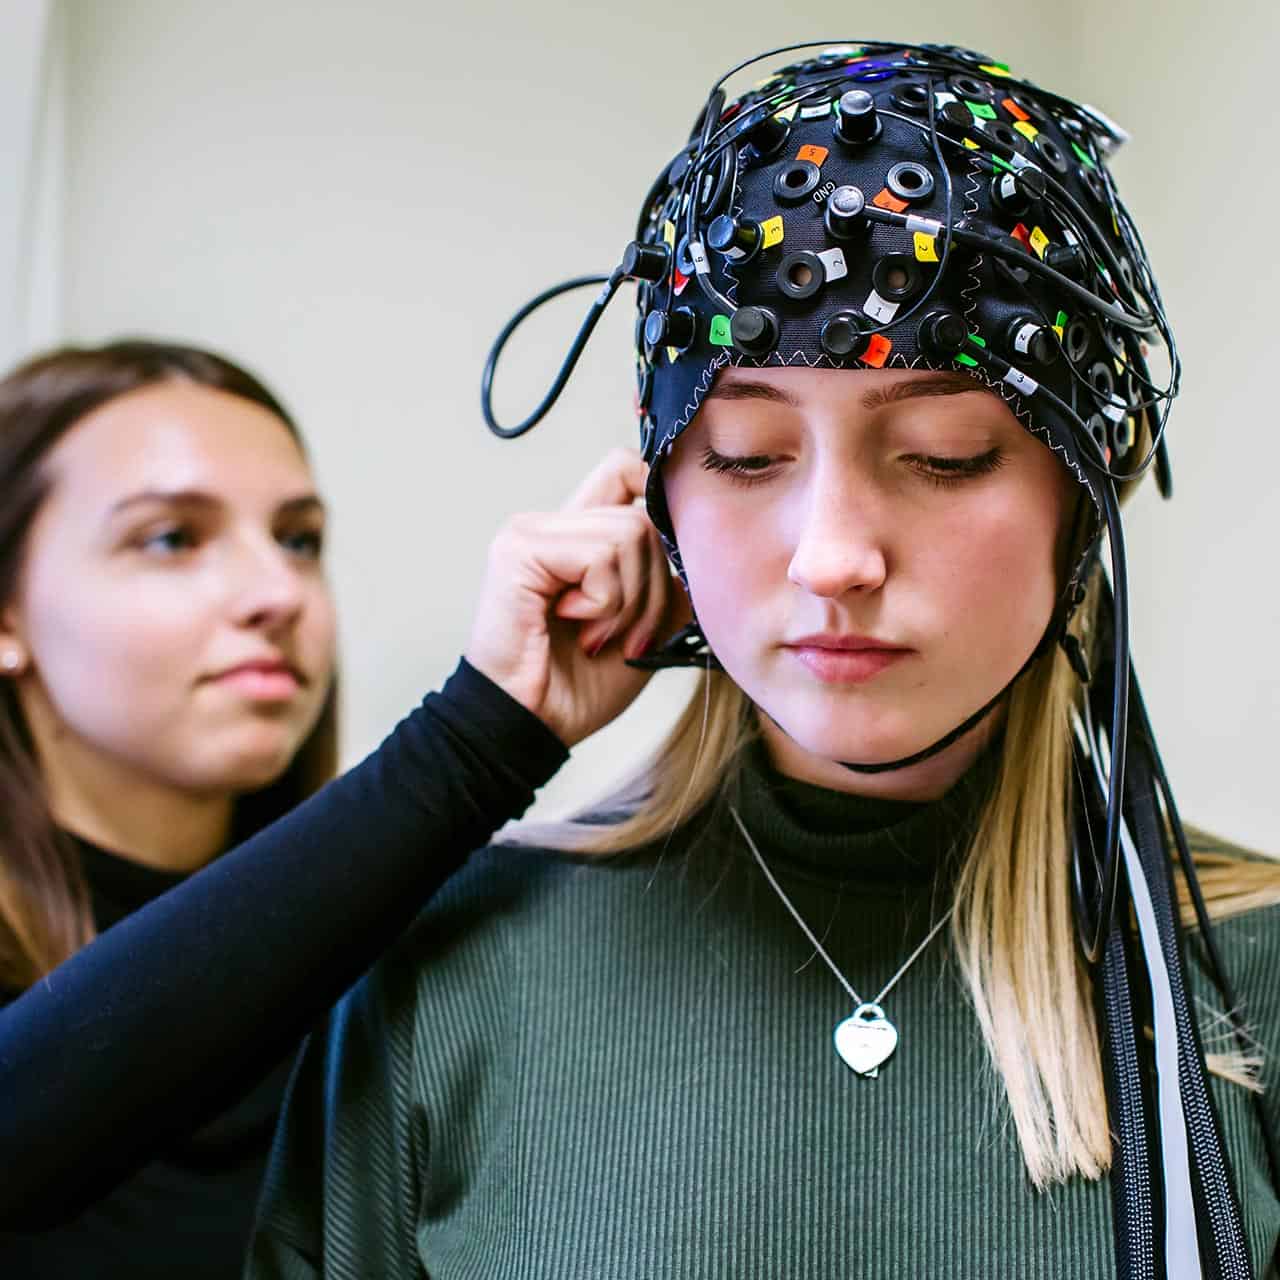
[67,831,192,932]
[722,736,1001,887]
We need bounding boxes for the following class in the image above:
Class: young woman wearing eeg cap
[249,42,1280,1278]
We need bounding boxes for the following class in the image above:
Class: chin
[761,691,924,769]
[225,756,297,791]
[190,732,305,792]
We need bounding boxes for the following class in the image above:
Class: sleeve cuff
[435,658,569,789]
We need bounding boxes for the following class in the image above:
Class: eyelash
[699,446,1007,489]
[700,447,776,487]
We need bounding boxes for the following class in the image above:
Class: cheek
[670,495,777,648]
[23,562,203,715]
[298,576,337,655]
[924,485,1063,645]
[299,582,339,699]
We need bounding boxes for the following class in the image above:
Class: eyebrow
[703,372,988,411]
[108,489,326,518]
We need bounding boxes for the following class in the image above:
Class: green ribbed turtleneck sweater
[249,745,1280,1278]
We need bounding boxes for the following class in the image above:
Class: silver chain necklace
[729,804,954,1078]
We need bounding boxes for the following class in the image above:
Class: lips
[205,656,307,702]
[782,634,913,685]
[213,659,304,682]
[784,633,911,653]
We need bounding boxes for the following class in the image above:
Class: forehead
[703,365,1001,413]
[44,381,309,505]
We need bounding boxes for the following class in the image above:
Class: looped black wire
[481,268,625,439]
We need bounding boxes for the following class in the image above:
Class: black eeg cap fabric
[632,43,1159,571]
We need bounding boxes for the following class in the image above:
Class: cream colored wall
[0,0,62,366]
[52,1,1277,844]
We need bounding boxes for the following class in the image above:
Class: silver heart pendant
[833,1003,899,1078]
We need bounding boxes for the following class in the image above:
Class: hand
[465,447,692,747]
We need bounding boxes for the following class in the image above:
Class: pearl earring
[2,651,21,672]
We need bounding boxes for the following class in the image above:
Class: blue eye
[140,525,196,554]
[281,528,324,558]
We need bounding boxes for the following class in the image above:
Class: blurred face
[662,366,1076,799]
[5,380,337,797]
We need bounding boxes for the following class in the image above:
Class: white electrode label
[862,290,899,324]
[1013,322,1040,355]
[905,214,942,236]
[1003,366,1040,395]
[816,247,848,282]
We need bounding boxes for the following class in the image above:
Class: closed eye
[906,448,1006,487]
[699,446,780,486]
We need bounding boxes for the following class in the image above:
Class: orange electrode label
[873,188,909,213]
[797,144,829,166]
[862,335,893,368]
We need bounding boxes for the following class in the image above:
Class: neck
[757,705,1005,803]
[29,724,234,875]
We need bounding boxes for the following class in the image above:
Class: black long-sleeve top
[0,659,567,1274]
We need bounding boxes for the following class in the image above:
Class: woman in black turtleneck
[0,341,683,1276]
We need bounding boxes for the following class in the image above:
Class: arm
[0,658,564,1230]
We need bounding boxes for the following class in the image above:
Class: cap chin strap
[835,625,1053,775]
[835,653,1030,775]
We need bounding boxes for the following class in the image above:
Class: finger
[497,511,648,607]
[576,516,651,651]
[561,447,648,513]
[553,588,601,620]
[622,527,674,659]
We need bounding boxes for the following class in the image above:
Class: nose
[230,534,307,633]
[786,464,888,598]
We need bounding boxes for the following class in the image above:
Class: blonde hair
[508,584,1280,1187]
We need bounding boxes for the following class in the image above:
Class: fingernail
[624,632,652,660]
[585,637,605,658]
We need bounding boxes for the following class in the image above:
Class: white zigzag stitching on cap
[959,146,983,330]
[667,145,749,439]
[666,351,732,442]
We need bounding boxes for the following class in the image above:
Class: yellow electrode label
[914,231,939,262]
[760,216,785,249]
[1013,120,1039,142]
[1029,226,1050,259]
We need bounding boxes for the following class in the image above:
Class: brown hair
[0,339,338,991]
